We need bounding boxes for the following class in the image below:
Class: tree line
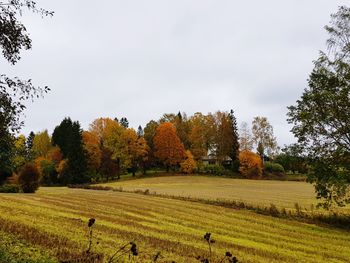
[1,110,309,189]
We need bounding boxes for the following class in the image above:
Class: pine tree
[52,118,88,184]
[137,125,144,137]
[0,130,13,184]
[26,131,35,160]
[120,117,129,128]
[228,109,240,170]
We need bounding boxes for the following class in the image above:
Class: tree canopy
[52,118,88,184]
[252,116,278,159]
[288,5,350,207]
[154,122,186,170]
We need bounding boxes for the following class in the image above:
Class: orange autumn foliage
[239,150,263,178]
[153,122,186,168]
[57,159,68,179]
[82,131,102,171]
[47,146,63,165]
[34,156,47,177]
[180,150,197,174]
[122,129,149,163]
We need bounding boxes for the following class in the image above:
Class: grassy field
[0,187,349,262]
[0,230,56,263]
[100,175,332,211]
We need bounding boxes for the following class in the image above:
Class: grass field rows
[0,186,349,262]
[99,176,350,213]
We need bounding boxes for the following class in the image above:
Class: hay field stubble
[100,176,322,210]
[0,187,349,262]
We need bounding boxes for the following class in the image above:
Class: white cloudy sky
[1,0,348,146]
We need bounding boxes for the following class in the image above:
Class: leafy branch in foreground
[1,0,52,181]
[0,0,53,64]
[0,75,49,181]
[0,75,50,133]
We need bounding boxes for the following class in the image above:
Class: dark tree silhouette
[52,118,88,184]
[0,1,52,181]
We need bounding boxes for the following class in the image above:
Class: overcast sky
[1,0,348,146]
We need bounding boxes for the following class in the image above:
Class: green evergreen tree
[0,130,13,184]
[26,131,35,161]
[52,118,88,184]
[216,111,240,169]
[120,117,129,128]
[228,109,240,171]
[137,125,144,137]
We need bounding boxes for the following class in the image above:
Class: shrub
[18,164,40,193]
[5,173,19,185]
[239,151,263,178]
[35,157,58,185]
[201,164,225,176]
[0,184,21,193]
[180,151,197,174]
[264,161,285,174]
[0,170,12,185]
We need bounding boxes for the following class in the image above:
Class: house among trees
[201,152,233,167]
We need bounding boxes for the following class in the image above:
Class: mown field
[100,175,332,211]
[0,187,349,262]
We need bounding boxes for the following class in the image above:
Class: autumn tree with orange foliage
[34,146,62,185]
[122,128,149,176]
[180,150,197,174]
[47,147,63,166]
[82,131,102,172]
[154,122,186,171]
[239,150,263,179]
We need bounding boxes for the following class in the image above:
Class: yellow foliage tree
[89,118,149,176]
[82,131,102,171]
[239,150,263,178]
[89,118,125,176]
[32,130,52,158]
[180,150,197,174]
[11,135,27,171]
[89,117,120,143]
[188,113,208,160]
